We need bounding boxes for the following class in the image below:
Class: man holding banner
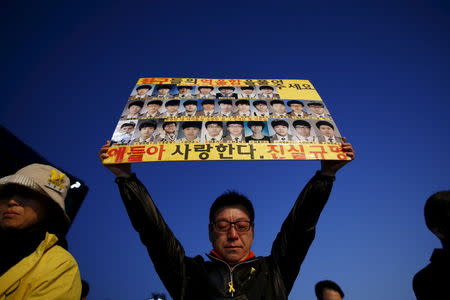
[99,140,354,299]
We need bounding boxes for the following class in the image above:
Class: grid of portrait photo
[110,82,344,146]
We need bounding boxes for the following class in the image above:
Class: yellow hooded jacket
[0,232,81,300]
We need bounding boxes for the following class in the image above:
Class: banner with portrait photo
[104,78,349,163]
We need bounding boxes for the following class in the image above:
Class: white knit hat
[0,163,70,222]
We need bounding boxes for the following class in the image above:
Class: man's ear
[208,224,213,243]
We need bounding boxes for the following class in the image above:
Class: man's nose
[7,198,20,207]
[227,225,239,239]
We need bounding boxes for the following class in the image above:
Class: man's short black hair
[128,101,144,109]
[260,85,274,91]
[139,120,157,130]
[271,119,289,128]
[218,99,232,105]
[293,120,311,128]
[247,121,265,128]
[177,85,193,90]
[209,190,255,223]
[253,100,268,107]
[424,191,450,239]
[315,280,344,299]
[157,84,173,90]
[241,86,255,90]
[182,121,202,130]
[287,100,304,106]
[236,99,250,106]
[163,121,177,128]
[120,122,136,128]
[81,280,90,298]
[165,100,181,107]
[147,100,163,106]
[270,100,284,106]
[226,121,244,127]
[183,100,198,106]
[316,120,334,130]
[198,86,213,90]
[201,99,215,105]
[136,85,151,91]
[308,102,324,107]
[219,86,235,91]
[205,121,223,128]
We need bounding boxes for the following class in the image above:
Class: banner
[104,78,348,163]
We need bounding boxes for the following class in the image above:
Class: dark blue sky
[2,1,450,299]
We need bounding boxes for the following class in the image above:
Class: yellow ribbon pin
[49,169,66,187]
[228,281,235,293]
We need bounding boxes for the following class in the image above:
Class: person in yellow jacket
[0,164,81,299]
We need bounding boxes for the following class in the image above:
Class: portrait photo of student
[196,99,217,117]
[162,100,181,117]
[155,121,178,142]
[287,100,310,118]
[252,100,270,117]
[245,121,271,142]
[120,101,144,119]
[129,84,153,101]
[270,100,288,117]
[238,86,258,98]
[269,119,293,142]
[223,121,245,142]
[179,100,199,117]
[258,85,280,99]
[143,100,163,118]
[193,86,215,98]
[217,99,234,117]
[177,121,202,142]
[111,120,137,145]
[291,120,317,142]
[216,86,238,99]
[174,86,194,98]
[152,84,175,98]
[233,99,252,117]
[315,120,343,143]
[307,101,331,118]
[131,120,158,144]
[203,121,224,142]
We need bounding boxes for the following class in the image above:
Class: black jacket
[116,171,335,299]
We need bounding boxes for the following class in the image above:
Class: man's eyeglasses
[211,220,253,232]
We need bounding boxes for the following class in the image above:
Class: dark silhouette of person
[413,191,450,300]
[315,280,345,300]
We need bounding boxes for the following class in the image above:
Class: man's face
[219,103,232,113]
[242,89,253,95]
[295,125,311,137]
[255,103,268,112]
[272,103,286,114]
[158,88,170,95]
[228,124,243,136]
[164,123,177,134]
[274,125,288,136]
[319,125,334,137]
[220,88,233,95]
[137,88,149,96]
[178,87,190,94]
[147,104,161,113]
[199,88,212,95]
[210,204,254,265]
[290,103,304,113]
[261,88,273,95]
[166,105,179,114]
[203,103,215,111]
[183,127,200,141]
[140,126,155,139]
[322,289,343,300]
[237,104,250,113]
[250,125,263,134]
[310,105,325,114]
[206,124,222,137]
[121,125,135,134]
[0,190,47,231]
[185,104,197,113]
[128,105,142,115]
